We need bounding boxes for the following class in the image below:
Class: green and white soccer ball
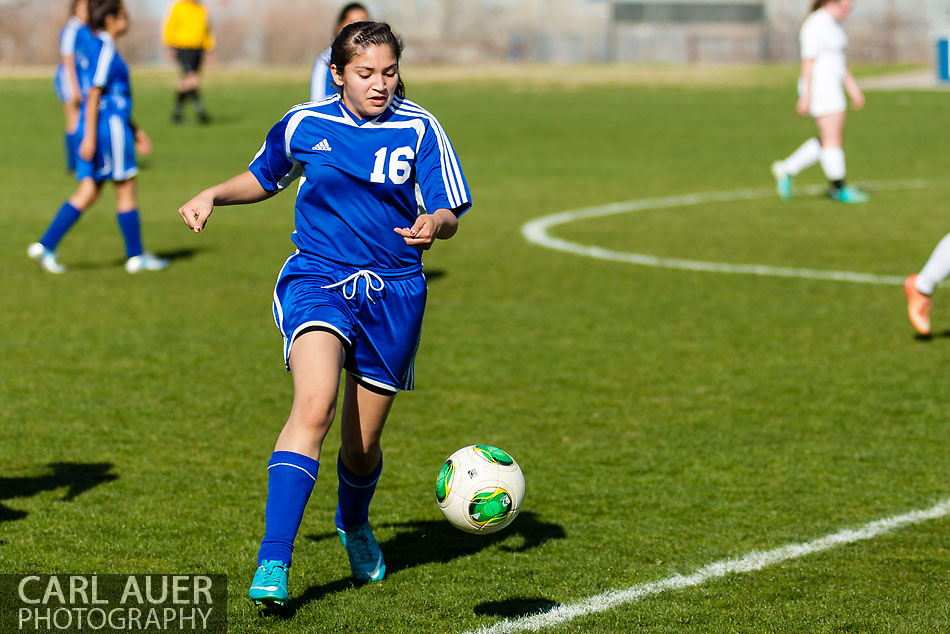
[435,445,525,534]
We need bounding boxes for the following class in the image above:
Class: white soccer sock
[819,146,846,182]
[917,232,950,295]
[779,138,821,175]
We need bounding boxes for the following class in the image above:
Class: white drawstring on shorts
[321,270,386,303]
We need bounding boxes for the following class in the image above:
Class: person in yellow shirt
[162,0,214,123]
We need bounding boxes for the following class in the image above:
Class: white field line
[462,497,950,634]
[521,179,935,286]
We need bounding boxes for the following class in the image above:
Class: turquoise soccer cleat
[770,162,792,201]
[248,560,289,608]
[337,523,386,582]
[828,185,869,204]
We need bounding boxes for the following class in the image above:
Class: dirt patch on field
[0,63,793,88]
[858,69,950,91]
[5,63,945,90]
[403,63,791,89]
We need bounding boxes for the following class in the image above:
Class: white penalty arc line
[462,497,950,634]
[521,178,936,286]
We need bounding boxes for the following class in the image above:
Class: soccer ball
[435,445,525,534]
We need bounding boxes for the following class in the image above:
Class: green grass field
[1,65,949,633]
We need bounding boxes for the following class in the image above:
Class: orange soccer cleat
[904,274,932,335]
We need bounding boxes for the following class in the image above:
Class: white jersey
[799,8,847,84]
[310,46,334,102]
[798,8,849,116]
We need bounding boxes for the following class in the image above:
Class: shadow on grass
[423,268,446,283]
[68,247,205,271]
[912,329,950,341]
[473,597,561,619]
[0,462,118,525]
[273,511,564,617]
[167,112,242,127]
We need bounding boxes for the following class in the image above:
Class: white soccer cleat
[125,252,169,273]
[27,242,66,274]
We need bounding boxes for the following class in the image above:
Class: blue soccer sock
[40,202,82,251]
[257,451,319,566]
[335,453,382,531]
[116,209,144,259]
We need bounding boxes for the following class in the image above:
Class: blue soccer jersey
[54,17,94,103]
[75,32,138,182]
[83,32,133,121]
[249,95,472,269]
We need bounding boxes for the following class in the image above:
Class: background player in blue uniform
[178,21,471,609]
[309,2,369,102]
[54,0,93,172]
[29,0,168,274]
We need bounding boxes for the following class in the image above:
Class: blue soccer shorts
[272,251,427,393]
[76,113,138,182]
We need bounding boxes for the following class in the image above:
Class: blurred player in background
[178,21,471,609]
[310,2,369,102]
[904,234,950,335]
[54,0,94,172]
[162,0,214,123]
[28,0,168,274]
[771,0,868,204]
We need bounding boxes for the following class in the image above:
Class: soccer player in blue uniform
[178,21,471,608]
[54,0,94,172]
[29,0,168,274]
[309,2,369,102]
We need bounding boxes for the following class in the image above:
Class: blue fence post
[937,38,950,83]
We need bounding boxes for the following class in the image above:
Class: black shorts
[174,48,204,74]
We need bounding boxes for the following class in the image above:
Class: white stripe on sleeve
[93,41,115,88]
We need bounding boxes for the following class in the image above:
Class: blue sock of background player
[39,204,145,257]
[39,202,82,251]
[116,209,143,258]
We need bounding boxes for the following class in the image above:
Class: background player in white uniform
[904,234,950,335]
[178,21,471,609]
[771,0,867,204]
[28,0,168,274]
[309,2,369,102]
[54,0,93,172]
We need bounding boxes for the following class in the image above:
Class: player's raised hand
[178,190,215,233]
[177,172,275,234]
[394,215,437,250]
[394,209,458,250]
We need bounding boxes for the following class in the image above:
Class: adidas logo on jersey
[311,139,332,152]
